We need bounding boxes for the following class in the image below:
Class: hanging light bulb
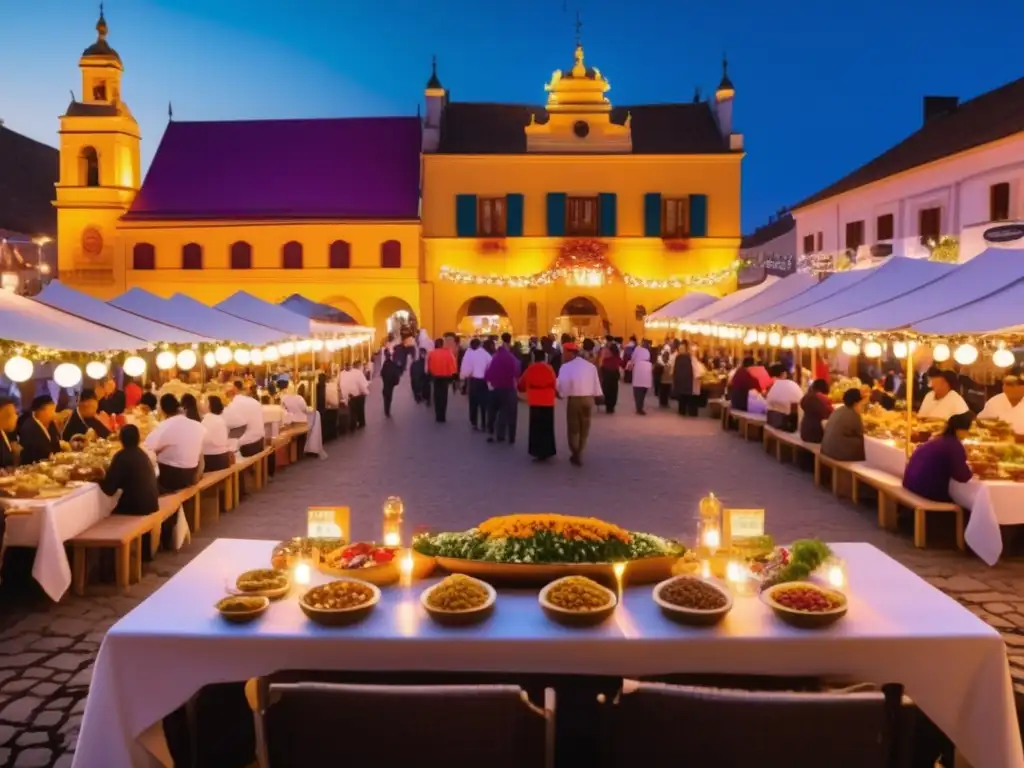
[296,340,312,354]
[767,331,782,347]
[808,334,824,349]
[234,348,251,365]
[278,341,295,357]
[892,341,908,359]
[175,349,197,371]
[155,351,176,371]
[932,343,951,362]
[338,339,351,349]
[215,346,232,365]
[3,356,33,383]
[203,351,217,368]
[85,360,108,380]
[841,339,861,356]
[263,346,280,362]
[825,337,838,350]
[756,331,767,345]
[796,333,809,347]
[123,355,146,377]
[311,339,325,352]
[781,334,795,349]
[864,341,883,358]
[953,343,978,365]
[993,345,1015,368]
[325,340,338,353]
[53,362,82,388]
[250,348,264,366]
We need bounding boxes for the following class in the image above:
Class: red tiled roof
[792,76,1024,210]
[123,117,422,221]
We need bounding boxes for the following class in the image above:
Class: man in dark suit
[62,388,112,440]
[18,395,63,465]
[0,397,17,469]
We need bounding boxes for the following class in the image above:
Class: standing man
[460,338,491,430]
[380,350,402,418]
[485,333,521,445]
[342,361,370,429]
[425,338,457,423]
[556,342,603,466]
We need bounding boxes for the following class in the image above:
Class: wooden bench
[732,411,766,441]
[232,447,274,507]
[186,468,236,533]
[280,423,310,463]
[850,464,964,549]
[814,454,863,498]
[69,490,191,596]
[720,403,733,431]
[707,398,727,420]
[763,426,820,464]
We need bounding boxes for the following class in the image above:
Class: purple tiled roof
[124,117,422,221]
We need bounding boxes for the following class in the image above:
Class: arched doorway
[455,296,512,337]
[321,296,366,326]
[374,296,417,339]
[556,296,609,338]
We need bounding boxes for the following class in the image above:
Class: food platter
[299,578,381,627]
[539,576,618,627]
[234,569,291,599]
[421,575,496,627]
[652,575,733,626]
[434,555,676,587]
[761,582,847,628]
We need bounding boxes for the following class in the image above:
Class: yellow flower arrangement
[477,514,631,544]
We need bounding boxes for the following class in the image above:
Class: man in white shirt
[765,364,803,430]
[223,379,266,457]
[556,342,604,466]
[280,385,309,424]
[144,393,205,492]
[918,368,969,421]
[200,395,236,471]
[979,375,1023,424]
[460,338,491,430]
[340,363,370,430]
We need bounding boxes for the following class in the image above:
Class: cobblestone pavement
[2,383,1024,766]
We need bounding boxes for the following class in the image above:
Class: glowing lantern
[932,343,950,363]
[155,351,176,371]
[892,341,908,359]
[825,337,838,350]
[3,356,33,383]
[311,339,325,352]
[250,348,264,366]
[780,334,795,349]
[203,352,217,368]
[123,355,147,377]
[767,331,781,347]
[796,333,809,347]
[841,339,860,356]
[263,346,280,362]
[234,348,251,366]
[863,341,883,358]
[85,361,108,380]
[278,342,295,357]
[993,347,1015,368]
[953,343,978,366]
[53,363,82,388]
[296,340,312,354]
[214,346,233,366]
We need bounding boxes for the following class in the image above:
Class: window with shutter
[478,197,507,236]
[455,194,478,237]
[845,221,865,251]
[662,198,689,237]
[506,193,524,236]
[688,194,708,237]
[566,196,599,236]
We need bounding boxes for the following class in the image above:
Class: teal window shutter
[547,193,566,236]
[689,194,708,237]
[456,194,478,237]
[598,193,617,236]
[644,193,662,237]
[506,194,524,236]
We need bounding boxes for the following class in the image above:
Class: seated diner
[820,388,866,462]
[799,379,833,444]
[144,394,205,495]
[902,412,975,503]
[62,388,112,440]
[18,395,63,465]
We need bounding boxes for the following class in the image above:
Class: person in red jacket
[728,357,762,412]
[519,348,557,462]
[425,339,457,423]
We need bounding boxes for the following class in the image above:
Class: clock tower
[54,5,141,294]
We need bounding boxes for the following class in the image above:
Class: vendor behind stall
[979,375,1023,423]
[62,388,112,440]
[918,368,969,420]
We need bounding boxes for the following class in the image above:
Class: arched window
[182,242,203,270]
[132,242,155,270]
[380,240,401,269]
[80,146,99,187]
[230,241,252,269]
[282,241,303,269]
[329,240,351,269]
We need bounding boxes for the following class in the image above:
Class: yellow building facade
[55,13,743,339]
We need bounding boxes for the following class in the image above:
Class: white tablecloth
[3,483,114,601]
[74,539,1022,768]
[864,436,1024,564]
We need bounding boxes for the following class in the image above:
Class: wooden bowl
[653,576,733,627]
[216,595,270,624]
[299,579,381,627]
[235,569,291,599]
[761,582,848,629]
[421,577,496,627]
[539,577,617,627]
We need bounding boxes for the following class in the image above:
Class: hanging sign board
[723,508,765,546]
[307,506,350,542]
[984,224,1024,243]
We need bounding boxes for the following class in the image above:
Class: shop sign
[307,506,350,541]
[983,224,1024,243]
[723,508,765,546]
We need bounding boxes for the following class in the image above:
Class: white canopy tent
[683,277,781,323]
[736,269,876,327]
[911,277,1024,336]
[215,291,370,338]
[645,291,718,321]
[0,288,146,352]
[110,289,285,347]
[699,273,818,324]
[770,258,956,331]
[35,281,210,345]
[824,249,1024,333]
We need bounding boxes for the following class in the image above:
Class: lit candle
[399,550,414,587]
[726,560,754,596]
[702,528,721,551]
[383,531,401,548]
[700,559,712,579]
[826,558,847,590]
[612,561,626,581]
[294,562,311,586]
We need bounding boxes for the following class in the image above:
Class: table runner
[73,538,1023,768]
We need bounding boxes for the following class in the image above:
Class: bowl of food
[539,576,617,627]
[270,537,345,570]
[420,574,496,626]
[321,542,400,586]
[216,595,270,624]
[761,582,847,629]
[653,576,732,626]
[299,578,380,627]
[235,568,290,599]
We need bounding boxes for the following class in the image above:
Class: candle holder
[823,556,847,591]
[725,559,757,597]
[695,492,723,558]
[382,496,404,548]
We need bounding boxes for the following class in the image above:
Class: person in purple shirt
[903,411,975,503]
[485,333,521,445]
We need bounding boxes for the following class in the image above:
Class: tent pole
[905,341,914,461]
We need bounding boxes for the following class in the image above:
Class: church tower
[54,5,141,291]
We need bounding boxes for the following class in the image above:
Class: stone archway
[455,295,513,337]
[556,295,610,338]
[374,296,417,338]
[320,296,366,326]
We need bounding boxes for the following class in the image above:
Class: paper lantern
[780,335,795,349]
[123,355,146,377]
[743,330,757,345]
[234,348,251,365]
[932,343,950,362]
[155,351,176,370]
[864,341,883,358]
[796,333,809,347]
[892,341,908,359]
[825,337,838,350]
[53,363,82,388]
[250,348,264,366]
[338,339,351,349]
[3,356,33,383]
[311,339,325,352]
[296,340,312,354]
[808,335,824,348]
[263,346,280,362]
[176,349,197,371]
[85,361,108,380]
[756,331,767,345]
[953,343,978,365]
[214,346,232,365]
[278,342,295,357]
[767,331,781,347]
[203,352,216,368]
[993,347,1015,368]
[841,339,860,356]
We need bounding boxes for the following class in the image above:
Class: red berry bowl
[761,581,848,629]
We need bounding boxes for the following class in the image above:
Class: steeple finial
[97,2,108,39]
[693,86,702,103]
[574,10,583,46]
[168,101,173,122]
[717,52,734,91]
[426,54,443,90]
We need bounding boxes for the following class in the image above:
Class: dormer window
[92,81,107,101]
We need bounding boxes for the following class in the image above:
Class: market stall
[697,273,817,324]
[215,290,367,338]
[644,291,718,323]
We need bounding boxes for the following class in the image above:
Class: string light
[440,260,744,289]
[85,360,108,379]
[932,343,950,362]
[953,343,978,365]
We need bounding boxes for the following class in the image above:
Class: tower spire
[574,10,582,46]
[718,52,734,91]
[97,2,108,39]
[426,54,443,90]
[168,101,173,122]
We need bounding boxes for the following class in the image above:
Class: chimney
[923,95,959,124]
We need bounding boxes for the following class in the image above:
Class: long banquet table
[864,435,1024,564]
[3,483,114,601]
[73,538,1023,768]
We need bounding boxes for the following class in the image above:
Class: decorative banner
[723,508,765,547]
[307,506,350,542]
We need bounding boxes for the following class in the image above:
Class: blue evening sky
[4,0,1022,232]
